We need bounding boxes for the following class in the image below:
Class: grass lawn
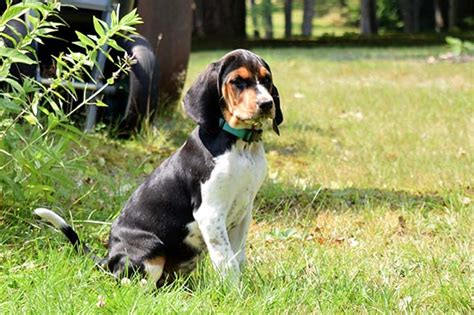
[246,2,359,39]
[1,46,473,313]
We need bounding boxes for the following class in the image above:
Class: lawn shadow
[256,182,447,215]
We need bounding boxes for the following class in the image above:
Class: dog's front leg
[228,210,252,269]
[194,206,240,279]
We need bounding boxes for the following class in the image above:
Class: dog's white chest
[207,141,267,223]
[185,141,267,251]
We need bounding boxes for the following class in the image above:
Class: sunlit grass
[246,4,358,38]
[1,46,472,313]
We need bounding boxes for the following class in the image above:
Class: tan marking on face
[259,66,270,79]
[233,67,251,80]
[222,67,260,128]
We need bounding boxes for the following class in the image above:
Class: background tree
[284,0,293,38]
[193,0,205,37]
[191,0,246,39]
[360,0,378,34]
[399,0,422,33]
[249,0,261,38]
[262,0,273,39]
[302,0,315,37]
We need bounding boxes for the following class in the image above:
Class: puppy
[35,49,283,285]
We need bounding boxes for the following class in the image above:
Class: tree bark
[136,0,192,109]
[448,0,456,30]
[302,0,315,37]
[262,0,273,39]
[434,0,446,31]
[192,0,205,37]
[360,0,378,35]
[284,0,293,38]
[249,0,260,38]
[192,0,246,39]
[399,0,422,33]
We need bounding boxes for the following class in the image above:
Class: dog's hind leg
[143,256,166,285]
[105,254,145,280]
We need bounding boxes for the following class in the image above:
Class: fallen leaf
[334,237,345,245]
[397,215,407,235]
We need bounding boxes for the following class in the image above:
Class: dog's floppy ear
[260,58,283,135]
[183,55,237,133]
[271,84,283,135]
[183,62,221,133]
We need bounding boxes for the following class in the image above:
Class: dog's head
[183,49,283,135]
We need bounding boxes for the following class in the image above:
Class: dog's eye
[231,78,247,90]
[261,76,272,87]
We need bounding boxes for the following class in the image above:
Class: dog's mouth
[225,113,273,130]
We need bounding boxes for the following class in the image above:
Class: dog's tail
[33,208,103,265]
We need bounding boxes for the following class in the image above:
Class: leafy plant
[445,36,474,56]
[0,0,141,208]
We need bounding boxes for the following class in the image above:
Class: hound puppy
[35,49,283,285]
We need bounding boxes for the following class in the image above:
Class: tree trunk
[399,0,422,33]
[284,0,293,38]
[360,0,378,35]
[448,0,456,30]
[192,0,246,39]
[262,0,273,39]
[434,0,446,31]
[302,0,315,37]
[249,0,260,38]
[136,0,192,109]
[192,0,205,37]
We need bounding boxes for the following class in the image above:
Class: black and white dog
[35,49,283,285]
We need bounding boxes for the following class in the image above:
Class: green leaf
[0,5,30,26]
[445,36,462,46]
[95,99,108,107]
[0,47,36,64]
[47,114,60,130]
[75,31,95,48]
[93,16,105,37]
[0,98,21,113]
[3,78,23,92]
[463,41,474,52]
[23,113,38,125]
[106,38,124,52]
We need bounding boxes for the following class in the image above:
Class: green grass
[1,46,473,313]
[247,3,359,38]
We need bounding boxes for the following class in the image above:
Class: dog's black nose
[258,100,273,112]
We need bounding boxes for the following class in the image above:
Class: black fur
[37,49,283,282]
[105,128,239,276]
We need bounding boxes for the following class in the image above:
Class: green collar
[219,118,263,142]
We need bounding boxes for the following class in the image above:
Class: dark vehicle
[2,0,192,134]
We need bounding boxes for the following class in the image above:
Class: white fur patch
[193,140,267,276]
[183,221,205,251]
[33,208,68,229]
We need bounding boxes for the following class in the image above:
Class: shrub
[0,0,141,209]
